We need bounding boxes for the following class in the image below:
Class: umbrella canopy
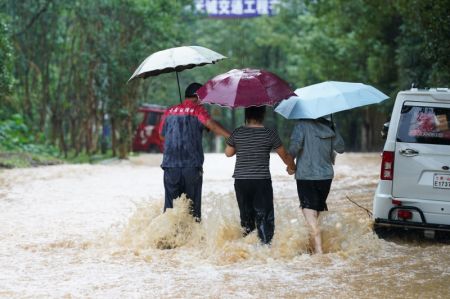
[128,46,226,80]
[128,45,227,101]
[275,81,389,119]
[197,68,295,108]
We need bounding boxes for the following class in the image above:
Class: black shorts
[296,179,332,212]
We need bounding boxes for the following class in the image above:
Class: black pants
[234,179,274,244]
[163,167,203,219]
[296,179,332,212]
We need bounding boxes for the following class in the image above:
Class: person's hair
[185,82,202,98]
[245,106,266,124]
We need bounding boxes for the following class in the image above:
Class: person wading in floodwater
[289,115,344,254]
[159,82,230,222]
[225,106,296,244]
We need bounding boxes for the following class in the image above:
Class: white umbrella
[128,46,227,101]
[275,81,389,119]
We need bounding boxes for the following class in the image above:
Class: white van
[373,88,450,237]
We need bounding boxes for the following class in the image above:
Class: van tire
[148,145,158,153]
[373,226,392,239]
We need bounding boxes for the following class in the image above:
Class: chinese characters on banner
[195,0,280,18]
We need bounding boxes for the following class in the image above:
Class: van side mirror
[381,122,389,139]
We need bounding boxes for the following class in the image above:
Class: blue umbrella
[275,81,389,119]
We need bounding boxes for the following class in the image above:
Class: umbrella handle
[176,72,182,103]
[330,114,335,131]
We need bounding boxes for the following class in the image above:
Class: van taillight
[380,151,394,180]
[398,210,412,220]
[392,199,402,205]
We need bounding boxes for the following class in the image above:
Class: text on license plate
[433,174,450,189]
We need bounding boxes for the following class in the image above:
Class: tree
[0,14,14,113]
[2,0,449,157]
[3,0,190,158]
[395,0,450,87]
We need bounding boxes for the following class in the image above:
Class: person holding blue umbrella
[288,115,344,254]
[276,81,388,254]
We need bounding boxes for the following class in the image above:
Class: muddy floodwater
[0,153,449,298]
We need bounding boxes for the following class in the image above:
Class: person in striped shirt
[225,106,296,244]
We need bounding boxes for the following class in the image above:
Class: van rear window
[397,105,450,145]
[146,112,161,126]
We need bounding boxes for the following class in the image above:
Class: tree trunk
[23,69,33,124]
[111,117,117,157]
[70,116,80,157]
[360,108,370,152]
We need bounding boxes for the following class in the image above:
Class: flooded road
[0,153,449,298]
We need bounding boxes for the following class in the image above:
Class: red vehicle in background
[132,104,166,153]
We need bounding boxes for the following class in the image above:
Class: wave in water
[118,193,379,264]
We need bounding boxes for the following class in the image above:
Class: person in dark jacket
[159,83,230,222]
[225,106,296,244]
[289,116,344,253]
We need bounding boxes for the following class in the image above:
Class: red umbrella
[196,68,295,108]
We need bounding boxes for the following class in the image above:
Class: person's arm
[224,129,236,157]
[225,145,236,157]
[333,129,345,154]
[205,119,231,138]
[288,122,304,157]
[270,129,296,175]
[276,146,296,174]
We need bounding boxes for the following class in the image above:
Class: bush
[0,114,58,156]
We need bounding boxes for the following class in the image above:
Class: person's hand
[286,167,296,175]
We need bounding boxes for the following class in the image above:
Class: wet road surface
[0,153,449,298]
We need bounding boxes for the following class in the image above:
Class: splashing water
[1,153,449,298]
[118,192,379,265]
[120,195,199,250]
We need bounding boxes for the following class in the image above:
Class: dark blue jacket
[160,99,211,168]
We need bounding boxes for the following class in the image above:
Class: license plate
[433,174,450,189]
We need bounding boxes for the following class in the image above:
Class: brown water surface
[0,153,449,298]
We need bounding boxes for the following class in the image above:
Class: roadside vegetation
[0,0,449,168]
[0,114,116,168]
[0,114,59,168]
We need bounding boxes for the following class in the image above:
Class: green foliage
[395,0,450,87]
[0,14,14,102]
[0,152,62,168]
[1,0,449,157]
[0,114,58,155]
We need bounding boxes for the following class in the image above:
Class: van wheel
[373,226,393,239]
[148,145,158,153]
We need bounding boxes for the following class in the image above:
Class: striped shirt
[226,126,282,179]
